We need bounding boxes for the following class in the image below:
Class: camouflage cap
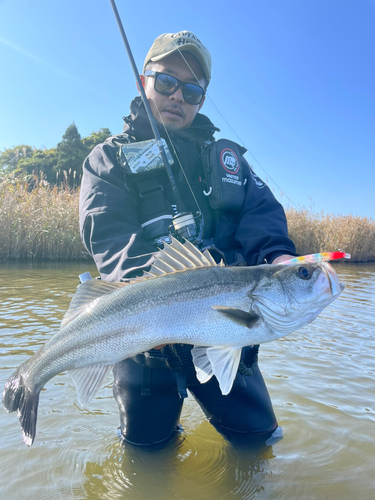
[143,31,212,82]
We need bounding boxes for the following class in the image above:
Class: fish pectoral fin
[68,365,113,407]
[192,345,242,396]
[211,306,260,328]
[191,346,214,384]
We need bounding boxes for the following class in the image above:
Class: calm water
[0,261,374,500]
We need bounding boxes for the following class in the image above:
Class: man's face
[142,52,206,131]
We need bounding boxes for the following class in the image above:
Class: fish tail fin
[2,364,40,447]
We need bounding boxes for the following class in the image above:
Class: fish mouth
[317,262,345,297]
[250,262,345,338]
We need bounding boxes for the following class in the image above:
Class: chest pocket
[118,138,174,176]
[202,139,247,212]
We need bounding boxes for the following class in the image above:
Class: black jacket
[79,97,297,281]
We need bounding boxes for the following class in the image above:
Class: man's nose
[170,85,184,102]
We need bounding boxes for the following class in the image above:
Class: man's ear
[137,75,146,92]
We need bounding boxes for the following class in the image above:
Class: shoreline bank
[1,177,374,263]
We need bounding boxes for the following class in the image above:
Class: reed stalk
[0,175,374,262]
[0,174,85,261]
[286,208,375,262]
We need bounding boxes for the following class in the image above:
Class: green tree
[82,127,111,153]
[56,122,86,177]
[17,148,58,182]
[0,125,111,185]
[0,145,33,173]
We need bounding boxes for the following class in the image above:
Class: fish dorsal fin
[61,280,127,328]
[138,237,223,280]
[192,345,243,395]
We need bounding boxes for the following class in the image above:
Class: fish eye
[297,266,313,280]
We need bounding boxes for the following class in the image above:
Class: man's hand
[271,254,294,264]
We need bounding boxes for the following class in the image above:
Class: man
[79,31,297,446]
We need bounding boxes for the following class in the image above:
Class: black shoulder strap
[135,177,174,242]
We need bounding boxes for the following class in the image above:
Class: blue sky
[1,0,374,219]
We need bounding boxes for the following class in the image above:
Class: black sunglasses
[144,71,206,105]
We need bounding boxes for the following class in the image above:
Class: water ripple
[0,262,375,500]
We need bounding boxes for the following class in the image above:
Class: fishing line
[109,0,343,254]
[150,97,202,215]
[109,0,185,212]
[176,49,343,252]
[110,0,204,244]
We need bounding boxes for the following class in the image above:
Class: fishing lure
[281,252,351,265]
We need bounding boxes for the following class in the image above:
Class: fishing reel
[153,211,203,248]
[171,211,203,244]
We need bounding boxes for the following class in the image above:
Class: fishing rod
[109,0,202,245]
[109,1,348,262]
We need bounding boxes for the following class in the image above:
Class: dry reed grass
[0,174,85,260]
[286,208,375,262]
[0,176,374,262]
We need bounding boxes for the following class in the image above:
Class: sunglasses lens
[183,84,204,105]
[155,73,204,105]
[155,74,178,95]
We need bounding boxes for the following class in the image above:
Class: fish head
[250,262,345,337]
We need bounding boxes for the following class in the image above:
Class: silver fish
[2,238,344,446]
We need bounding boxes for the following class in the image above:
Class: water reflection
[82,424,276,500]
[0,262,375,500]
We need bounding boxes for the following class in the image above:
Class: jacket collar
[122,97,219,145]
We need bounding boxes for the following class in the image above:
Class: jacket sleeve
[234,159,298,266]
[79,140,157,281]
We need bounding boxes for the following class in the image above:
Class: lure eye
[298,266,313,280]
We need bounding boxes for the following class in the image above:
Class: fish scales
[2,237,345,446]
[18,267,254,390]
